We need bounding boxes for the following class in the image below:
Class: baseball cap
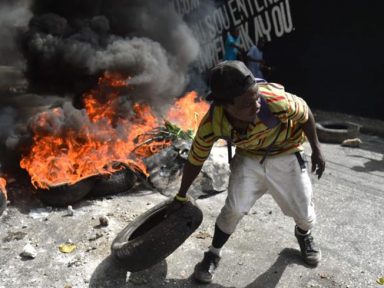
[206,60,256,101]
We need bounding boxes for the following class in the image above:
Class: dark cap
[206,60,256,102]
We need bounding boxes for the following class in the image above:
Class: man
[172,60,325,283]
[245,38,266,79]
[223,27,242,61]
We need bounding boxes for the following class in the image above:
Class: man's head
[229,27,239,37]
[206,60,261,123]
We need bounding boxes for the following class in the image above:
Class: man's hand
[311,150,325,179]
[164,195,189,218]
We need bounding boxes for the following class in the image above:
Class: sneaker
[193,251,221,283]
[295,227,322,266]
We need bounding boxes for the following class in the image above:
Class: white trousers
[216,152,316,235]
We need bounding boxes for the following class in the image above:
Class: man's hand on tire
[164,194,189,218]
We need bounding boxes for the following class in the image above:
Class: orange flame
[20,72,209,189]
[166,91,210,131]
[0,177,7,199]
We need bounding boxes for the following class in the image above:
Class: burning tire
[0,191,6,216]
[89,165,137,198]
[111,197,203,272]
[36,177,95,207]
[316,121,360,143]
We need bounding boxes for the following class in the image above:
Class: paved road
[1,133,383,288]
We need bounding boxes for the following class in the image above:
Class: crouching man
[173,60,325,283]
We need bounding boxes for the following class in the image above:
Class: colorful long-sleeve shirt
[188,82,309,166]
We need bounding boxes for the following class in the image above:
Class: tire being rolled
[111,197,203,272]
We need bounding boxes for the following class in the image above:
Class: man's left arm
[301,108,326,179]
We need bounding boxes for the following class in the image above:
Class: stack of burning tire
[0,178,7,216]
[36,163,137,207]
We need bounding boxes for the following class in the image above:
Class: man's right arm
[176,161,203,198]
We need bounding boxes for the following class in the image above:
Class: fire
[0,177,7,199]
[20,72,209,189]
[166,91,210,131]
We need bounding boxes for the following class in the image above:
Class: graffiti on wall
[175,0,294,72]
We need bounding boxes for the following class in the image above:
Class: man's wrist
[174,194,189,203]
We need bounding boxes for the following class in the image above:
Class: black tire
[0,191,6,216]
[89,166,137,198]
[111,197,203,272]
[36,177,94,207]
[316,121,360,143]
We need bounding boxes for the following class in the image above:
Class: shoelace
[304,235,316,252]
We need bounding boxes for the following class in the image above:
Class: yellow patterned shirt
[188,82,309,166]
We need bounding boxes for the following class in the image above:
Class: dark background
[253,1,384,120]
[193,0,384,120]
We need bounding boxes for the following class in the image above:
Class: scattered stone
[88,232,103,241]
[20,243,37,259]
[195,231,212,239]
[85,246,97,252]
[319,272,328,279]
[66,205,74,216]
[341,138,362,147]
[29,208,50,219]
[99,216,109,227]
[3,231,27,242]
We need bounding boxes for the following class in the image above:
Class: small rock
[195,231,212,239]
[88,232,103,241]
[20,243,37,259]
[341,138,362,147]
[66,205,74,216]
[99,216,109,227]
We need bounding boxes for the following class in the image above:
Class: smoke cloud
[0,0,202,172]
[23,0,200,106]
[0,0,32,67]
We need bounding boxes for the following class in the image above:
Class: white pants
[216,152,316,235]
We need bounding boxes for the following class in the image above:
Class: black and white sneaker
[193,251,221,283]
[295,226,322,266]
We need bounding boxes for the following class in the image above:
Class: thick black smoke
[0,0,31,67]
[23,0,200,108]
[1,0,201,173]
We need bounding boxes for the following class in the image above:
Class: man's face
[223,85,261,123]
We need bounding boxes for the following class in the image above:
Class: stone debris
[99,216,109,227]
[29,208,51,219]
[194,231,212,239]
[143,140,229,198]
[66,205,74,216]
[88,232,103,241]
[341,138,362,147]
[20,243,37,259]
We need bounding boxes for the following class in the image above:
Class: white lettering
[281,0,293,33]
[253,16,265,42]
[220,6,232,30]
[246,0,255,16]
[253,0,264,13]
[228,0,242,26]
[259,12,272,41]
[197,37,224,72]
[174,0,201,16]
[204,14,217,39]
[271,6,284,37]
[236,0,250,18]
